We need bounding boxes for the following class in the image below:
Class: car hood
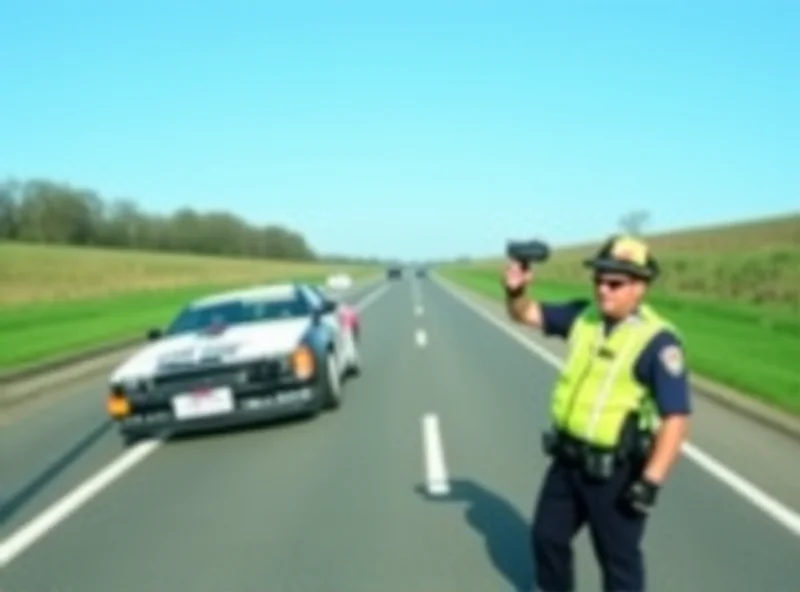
[110,318,312,383]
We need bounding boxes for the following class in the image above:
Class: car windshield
[165,294,311,336]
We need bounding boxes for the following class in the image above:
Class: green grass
[470,213,800,316]
[0,242,378,372]
[441,266,800,415]
[0,241,376,306]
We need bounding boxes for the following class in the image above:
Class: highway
[1,276,799,591]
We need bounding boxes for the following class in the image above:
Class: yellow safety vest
[550,303,675,448]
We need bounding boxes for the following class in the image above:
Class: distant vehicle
[326,272,353,291]
[415,267,427,278]
[105,282,361,445]
[386,266,402,279]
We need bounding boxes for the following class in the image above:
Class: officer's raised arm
[503,260,588,336]
[503,259,543,326]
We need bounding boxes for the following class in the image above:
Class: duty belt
[542,429,653,481]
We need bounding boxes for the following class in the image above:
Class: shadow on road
[0,420,113,526]
[415,477,535,590]
[0,413,315,527]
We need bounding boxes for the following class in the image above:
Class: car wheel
[347,330,362,378]
[321,352,343,410]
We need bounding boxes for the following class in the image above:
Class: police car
[105,282,361,445]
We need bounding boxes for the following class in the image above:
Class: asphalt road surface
[1,275,799,591]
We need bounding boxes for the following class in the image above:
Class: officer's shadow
[415,478,534,590]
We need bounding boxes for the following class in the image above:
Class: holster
[542,430,617,480]
[542,416,654,481]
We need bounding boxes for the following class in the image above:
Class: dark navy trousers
[531,458,648,592]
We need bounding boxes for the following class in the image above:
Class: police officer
[503,235,692,592]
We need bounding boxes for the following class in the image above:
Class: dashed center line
[415,328,428,347]
[422,413,450,495]
[410,279,424,314]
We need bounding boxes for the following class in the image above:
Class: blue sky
[1,1,797,260]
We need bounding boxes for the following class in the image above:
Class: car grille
[151,359,286,393]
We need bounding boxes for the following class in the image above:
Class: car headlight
[291,345,315,380]
[106,384,132,418]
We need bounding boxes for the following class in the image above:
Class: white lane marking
[411,278,423,307]
[415,305,424,316]
[435,276,800,539]
[422,413,450,495]
[415,329,428,347]
[684,444,800,536]
[0,440,161,568]
[0,282,392,568]
[354,283,390,311]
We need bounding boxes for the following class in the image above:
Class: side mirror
[146,328,162,341]
[321,300,337,314]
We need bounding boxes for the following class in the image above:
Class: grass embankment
[0,242,377,372]
[441,214,800,415]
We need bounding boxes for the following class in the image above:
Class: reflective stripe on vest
[550,303,673,448]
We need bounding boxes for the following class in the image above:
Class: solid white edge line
[354,283,390,312]
[422,413,450,495]
[0,440,161,568]
[0,281,393,568]
[434,275,800,539]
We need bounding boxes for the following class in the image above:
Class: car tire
[320,351,343,411]
[347,331,362,378]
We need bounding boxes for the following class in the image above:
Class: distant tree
[0,177,322,261]
[619,209,650,236]
[0,180,20,239]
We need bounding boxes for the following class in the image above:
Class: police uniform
[527,237,691,592]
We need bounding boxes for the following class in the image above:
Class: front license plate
[172,387,234,420]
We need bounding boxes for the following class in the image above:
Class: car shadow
[0,420,113,526]
[415,477,535,590]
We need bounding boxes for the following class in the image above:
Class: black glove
[623,477,660,515]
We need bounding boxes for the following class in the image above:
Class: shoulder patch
[659,344,685,376]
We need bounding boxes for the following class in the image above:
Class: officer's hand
[503,260,533,291]
[623,477,659,515]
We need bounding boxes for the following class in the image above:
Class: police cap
[583,235,660,281]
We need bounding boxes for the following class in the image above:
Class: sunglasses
[593,276,633,290]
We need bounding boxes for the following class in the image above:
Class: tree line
[0,177,326,260]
